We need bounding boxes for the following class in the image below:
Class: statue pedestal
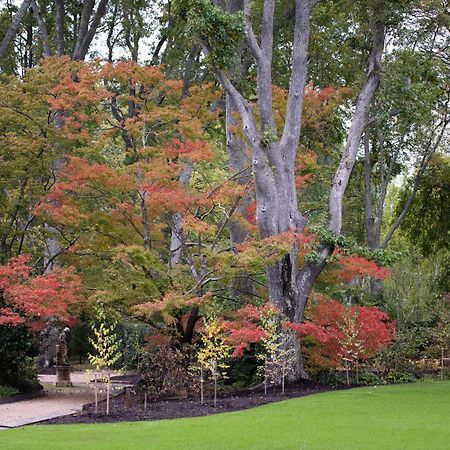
[55,365,72,387]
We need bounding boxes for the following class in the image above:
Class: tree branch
[0,0,32,61]
[381,116,449,248]
[328,17,385,234]
[243,0,261,61]
[30,0,51,57]
[280,0,314,151]
[214,63,260,145]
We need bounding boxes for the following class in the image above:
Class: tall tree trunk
[72,0,109,61]
[170,163,193,266]
[294,16,386,317]
[30,0,51,57]
[214,0,386,378]
[106,3,119,62]
[169,43,201,266]
[226,93,254,299]
[363,131,377,250]
[55,0,65,56]
[0,0,32,60]
[72,0,94,59]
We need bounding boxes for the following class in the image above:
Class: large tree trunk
[72,0,109,61]
[213,0,386,379]
[293,17,386,320]
[226,93,254,299]
[55,0,65,56]
[30,0,51,57]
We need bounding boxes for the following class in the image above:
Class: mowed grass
[1,381,449,450]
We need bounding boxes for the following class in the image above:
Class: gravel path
[0,373,93,428]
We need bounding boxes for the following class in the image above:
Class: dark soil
[40,380,348,425]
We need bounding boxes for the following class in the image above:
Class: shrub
[0,385,19,397]
[138,333,194,395]
[0,324,41,393]
[290,295,395,373]
[116,321,152,370]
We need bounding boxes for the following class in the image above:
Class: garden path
[0,373,94,428]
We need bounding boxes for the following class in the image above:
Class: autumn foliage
[289,294,395,370]
[0,255,82,330]
[223,303,280,357]
[331,252,391,283]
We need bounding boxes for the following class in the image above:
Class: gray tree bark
[169,163,193,266]
[55,0,65,56]
[30,0,51,57]
[212,0,386,378]
[226,93,254,299]
[73,0,109,61]
[72,0,95,59]
[0,0,32,60]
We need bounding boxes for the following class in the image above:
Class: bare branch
[243,0,261,61]
[280,0,314,151]
[30,0,51,57]
[328,18,385,234]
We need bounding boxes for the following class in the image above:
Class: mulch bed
[40,380,349,425]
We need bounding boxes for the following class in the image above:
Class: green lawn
[1,381,449,450]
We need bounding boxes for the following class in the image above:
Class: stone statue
[55,327,70,366]
[54,327,72,387]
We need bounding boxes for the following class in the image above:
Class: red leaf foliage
[288,294,395,368]
[0,256,83,330]
[223,303,278,357]
[331,252,391,283]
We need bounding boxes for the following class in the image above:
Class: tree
[0,0,110,63]
[196,315,231,407]
[0,255,82,330]
[88,302,122,370]
[176,0,390,377]
[88,300,122,415]
[362,48,449,253]
[289,294,395,373]
[398,154,450,258]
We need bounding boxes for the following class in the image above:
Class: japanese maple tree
[0,255,83,330]
[289,294,395,371]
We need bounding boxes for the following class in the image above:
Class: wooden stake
[344,358,350,386]
[144,391,147,412]
[200,366,204,405]
[214,375,217,409]
[106,373,111,415]
[94,372,98,414]
[264,358,268,396]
